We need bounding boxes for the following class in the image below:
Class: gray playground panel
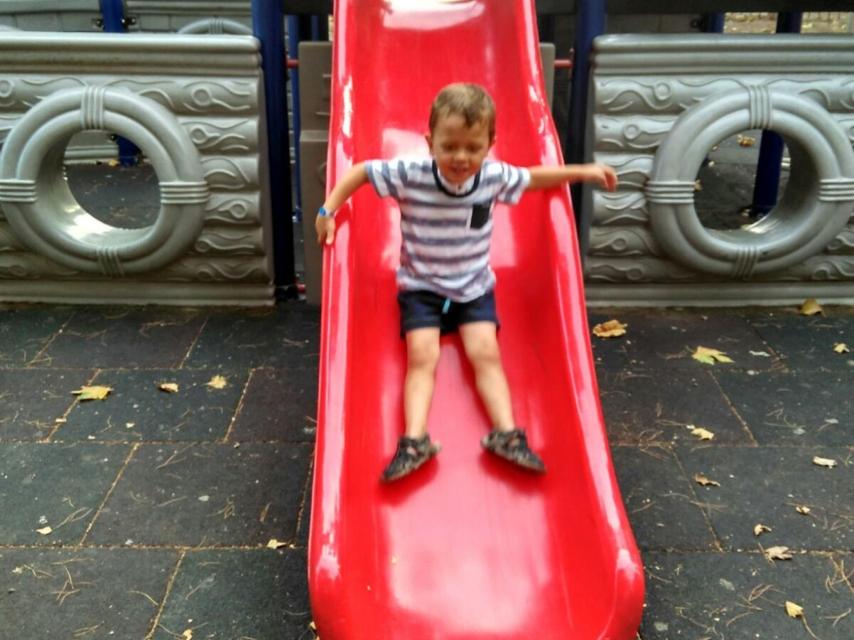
[0,0,100,32]
[584,34,854,307]
[124,1,252,32]
[0,32,275,305]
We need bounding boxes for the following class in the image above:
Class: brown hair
[429,83,496,141]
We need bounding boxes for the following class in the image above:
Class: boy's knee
[407,339,440,370]
[465,338,500,368]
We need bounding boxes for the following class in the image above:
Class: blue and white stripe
[366,157,530,302]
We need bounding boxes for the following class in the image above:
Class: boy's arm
[315,162,370,245]
[527,163,617,192]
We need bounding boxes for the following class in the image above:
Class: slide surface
[309,1,644,638]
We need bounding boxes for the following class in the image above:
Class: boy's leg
[457,321,515,432]
[403,327,442,439]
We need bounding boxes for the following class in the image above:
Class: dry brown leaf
[689,425,715,441]
[35,526,52,536]
[592,319,627,339]
[785,601,804,618]
[833,343,850,354]
[799,298,823,316]
[693,473,720,487]
[692,346,733,365]
[72,385,113,401]
[754,524,772,536]
[267,539,287,549]
[158,382,179,393]
[795,505,811,515]
[812,456,837,468]
[206,375,228,390]
[765,545,793,561]
[737,134,756,147]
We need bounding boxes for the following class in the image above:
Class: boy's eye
[467,145,482,153]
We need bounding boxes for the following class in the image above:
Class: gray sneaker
[481,428,546,473]
[381,434,440,482]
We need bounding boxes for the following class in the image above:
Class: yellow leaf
[785,601,804,618]
[158,382,179,393]
[267,539,287,549]
[592,319,627,339]
[799,298,823,316]
[694,179,703,192]
[795,505,811,515]
[833,343,849,354]
[693,473,720,487]
[737,134,756,147]
[812,456,837,468]
[36,526,52,536]
[107,159,120,167]
[72,385,113,401]
[764,545,793,561]
[206,375,228,389]
[692,346,734,365]
[689,425,715,441]
[754,524,771,536]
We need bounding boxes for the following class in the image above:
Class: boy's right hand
[315,214,336,246]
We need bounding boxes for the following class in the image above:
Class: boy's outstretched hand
[582,163,618,191]
[315,215,336,246]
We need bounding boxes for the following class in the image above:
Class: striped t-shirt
[365,157,530,302]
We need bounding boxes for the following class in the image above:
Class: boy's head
[426,83,496,186]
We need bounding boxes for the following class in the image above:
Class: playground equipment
[0,32,275,304]
[308,1,644,638]
[584,34,854,305]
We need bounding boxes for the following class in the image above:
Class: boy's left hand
[584,163,618,191]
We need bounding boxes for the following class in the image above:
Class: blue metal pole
[99,0,138,166]
[286,16,303,222]
[253,0,296,292]
[703,13,725,33]
[568,0,605,242]
[752,12,802,216]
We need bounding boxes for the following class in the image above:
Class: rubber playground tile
[0,305,74,368]
[611,446,717,551]
[0,548,178,639]
[640,551,854,640]
[713,368,854,447]
[151,549,311,640]
[675,445,853,551]
[86,443,312,547]
[0,369,93,440]
[590,309,780,372]
[56,369,248,442]
[228,366,318,442]
[184,304,319,370]
[747,310,854,372]
[40,307,205,369]
[0,443,131,545]
[598,368,753,445]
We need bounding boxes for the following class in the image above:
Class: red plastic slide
[309,1,644,637]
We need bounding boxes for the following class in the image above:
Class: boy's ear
[424,131,432,148]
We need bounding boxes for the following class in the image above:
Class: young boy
[316,83,617,482]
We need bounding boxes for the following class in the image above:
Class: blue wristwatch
[318,206,331,217]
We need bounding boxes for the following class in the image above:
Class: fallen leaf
[799,298,823,316]
[158,383,179,393]
[812,456,837,468]
[693,473,720,487]
[692,346,733,365]
[737,134,756,147]
[107,159,120,167]
[36,526,52,536]
[749,350,771,357]
[206,375,228,389]
[689,425,715,441]
[72,385,113,401]
[833,343,849,354]
[754,524,771,536]
[694,179,703,191]
[267,539,287,549]
[795,505,811,515]
[592,319,627,338]
[764,545,793,561]
[785,601,804,618]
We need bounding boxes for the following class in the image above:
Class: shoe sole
[381,443,441,483]
[481,438,546,473]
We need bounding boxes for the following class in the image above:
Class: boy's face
[426,113,493,186]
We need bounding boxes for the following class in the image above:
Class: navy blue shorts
[397,289,499,336]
